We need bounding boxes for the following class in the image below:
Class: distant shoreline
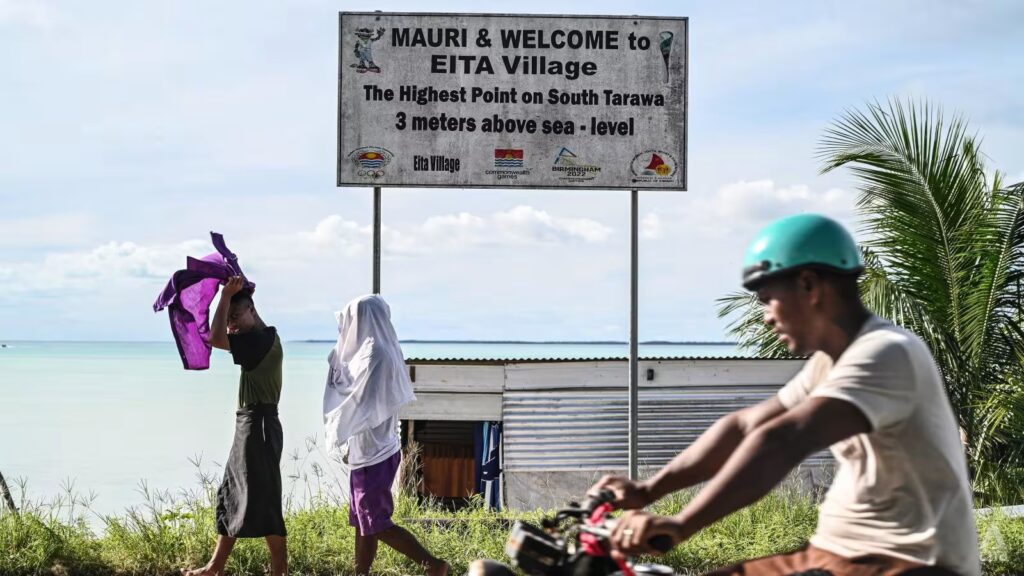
[298,339,738,345]
[1,340,739,346]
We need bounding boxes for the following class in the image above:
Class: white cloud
[292,205,613,257]
[679,179,856,239]
[0,205,614,297]
[0,213,94,247]
[419,205,613,247]
[641,213,662,239]
[1,238,209,295]
[0,0,57,29]
[478,205,613,245]
[298,215,369,257]
[713,179,849,221]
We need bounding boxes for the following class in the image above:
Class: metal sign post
[629,189,639,480]
[373,186,382,294]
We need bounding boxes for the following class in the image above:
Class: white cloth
[323,294,414,469]
[778,316,980,576]
[345,417,400,469]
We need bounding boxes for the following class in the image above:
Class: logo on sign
[630,150,677,183]
[351,27,385,73]
[348,146,394,180]
[493,149,524,168]
[486,148,530,181]
[552,147,601,182]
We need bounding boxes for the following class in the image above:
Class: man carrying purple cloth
[324,295,448,576]
[157,236,288,575]
[181,276,288,576]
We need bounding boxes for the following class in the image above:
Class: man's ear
[797,269,824,306]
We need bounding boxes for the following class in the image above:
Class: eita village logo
[630,150,677,183]
[552,147,601,182]
[486,148,531,181]
[348,146,394,180]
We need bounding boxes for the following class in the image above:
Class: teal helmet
[742,214,863,290]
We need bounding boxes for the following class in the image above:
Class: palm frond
[961,182,1024,368]
[818,99,989,344]
[715,292,790,358]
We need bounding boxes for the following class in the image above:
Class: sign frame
[336,11,688,191]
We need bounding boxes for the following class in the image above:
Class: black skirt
[215,404,287,537]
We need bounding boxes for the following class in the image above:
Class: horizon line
[1,339,739,345]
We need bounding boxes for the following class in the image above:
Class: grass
[978,509,1024,576]
[1,458,1021,575]
[649,487,818,574]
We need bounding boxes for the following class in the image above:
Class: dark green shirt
[228,327,283,408]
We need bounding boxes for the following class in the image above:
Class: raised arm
[209,276,243,351]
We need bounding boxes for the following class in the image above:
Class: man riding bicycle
[592,214,980,576]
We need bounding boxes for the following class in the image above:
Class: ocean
[1,340,738,521]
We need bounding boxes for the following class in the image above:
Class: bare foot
[180,564,223,576]
[427,560,450,576]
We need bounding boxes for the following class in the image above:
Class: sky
[1,0,1022,342]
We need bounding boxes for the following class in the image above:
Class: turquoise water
[1,341,737,520]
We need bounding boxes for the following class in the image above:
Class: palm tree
[717,99,1024,504]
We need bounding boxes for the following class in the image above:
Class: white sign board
[337,12,687,190]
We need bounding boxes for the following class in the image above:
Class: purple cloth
[348,451,400,535]
[153,232,254,370]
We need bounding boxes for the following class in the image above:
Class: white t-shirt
[346,415,400,470]
[778,316,980,576]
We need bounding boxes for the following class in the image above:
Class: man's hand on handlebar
[609,510,684,559]
[588,475,653,510]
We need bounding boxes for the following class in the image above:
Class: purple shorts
[348,451,400,535]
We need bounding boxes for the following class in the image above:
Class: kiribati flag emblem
[358,151,385,169]
[494,149,524,168]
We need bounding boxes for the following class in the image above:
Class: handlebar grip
[581,489,616,512]
[647,535,674,553]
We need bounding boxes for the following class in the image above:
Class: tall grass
[1,452,1021,575]
[650,487,818,574]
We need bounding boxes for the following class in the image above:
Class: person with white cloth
[324,294,449,576]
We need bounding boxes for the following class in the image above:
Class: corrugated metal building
[400,357,825,510]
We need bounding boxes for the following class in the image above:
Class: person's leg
[180,535,236,576]
[261,412,288,576]
[351,453,447,575]
[355,526,379,576]
[265,535,287,576]
[377,525,449,576]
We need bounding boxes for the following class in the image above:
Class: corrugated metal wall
[504,385,810,471]
[501,359,829,472]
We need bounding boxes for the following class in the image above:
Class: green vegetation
[719,99,1024,504]
[1,476,1021,575]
